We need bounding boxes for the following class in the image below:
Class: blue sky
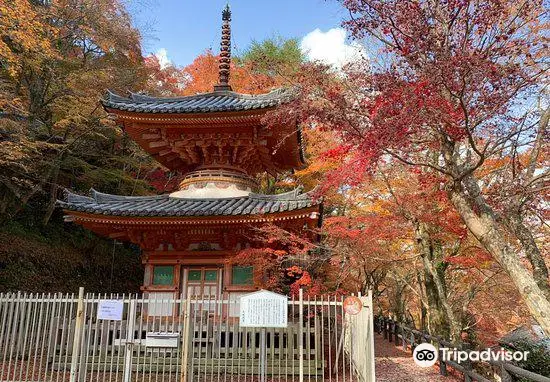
[131,0,362,68]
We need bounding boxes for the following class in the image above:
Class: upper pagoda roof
[58,188,318,218]
[101,88,295,114]
[100,87,304,176]
[97,6,304,176]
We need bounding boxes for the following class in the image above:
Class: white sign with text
[240,290,288,328]
[97,300,124,321]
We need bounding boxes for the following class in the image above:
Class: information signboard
[97,299,124,321]
[239,290,288,328]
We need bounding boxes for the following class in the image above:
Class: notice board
[239,290,288,328]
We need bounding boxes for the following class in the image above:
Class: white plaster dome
[169,169,257,199]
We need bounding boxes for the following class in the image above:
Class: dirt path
[375,334,459,382]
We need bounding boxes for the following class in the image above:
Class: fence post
[461,342,473,382]
[497,363,513,382]
[393,321,399,344]
[438,339,447,376]
[383,318,388,340]
[123,297,136,382]
[388,319,393,343]
[367,290,376,382]
[181,292,192,382]
[298,288,304,382]
[69,287,85,382]
[402,326,407,351]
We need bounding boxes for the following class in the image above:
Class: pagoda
[58,5,321,308]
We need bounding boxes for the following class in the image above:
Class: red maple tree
[268,0,549,334]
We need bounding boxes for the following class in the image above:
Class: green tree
[238,36,305,77]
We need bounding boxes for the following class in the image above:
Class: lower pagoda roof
[57,188,319,218]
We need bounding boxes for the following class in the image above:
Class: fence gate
[0,290,375,382]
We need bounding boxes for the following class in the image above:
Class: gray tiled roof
[101,88,295,114]
[57,188,318,217]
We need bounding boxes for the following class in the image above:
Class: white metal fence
[0,289,374,382]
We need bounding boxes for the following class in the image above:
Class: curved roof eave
[101,87,297,114]
[57,187,321,218]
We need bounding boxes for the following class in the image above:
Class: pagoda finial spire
[214,3,232,91]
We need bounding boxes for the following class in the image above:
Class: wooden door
[185,267,222,303]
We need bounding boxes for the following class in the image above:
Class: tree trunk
[42,160,60,226]
[415,221,462,340]
[505,212,550,300]
[449,186,550,335]
[423,265,447,335]
[390,279,407,323]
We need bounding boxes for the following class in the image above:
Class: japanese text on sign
[97,300,123,321]
[240,290,288,328]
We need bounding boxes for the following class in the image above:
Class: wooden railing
[375,316,550,382]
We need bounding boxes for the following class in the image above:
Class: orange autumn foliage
[0,0,57,76]
[181,50,286,95]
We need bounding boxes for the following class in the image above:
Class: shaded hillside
[0,210,143,293]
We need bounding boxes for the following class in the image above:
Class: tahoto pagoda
[58,6,321,308]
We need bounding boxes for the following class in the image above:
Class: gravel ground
[375,334,459,382]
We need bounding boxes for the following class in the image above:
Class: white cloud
[154,48,171,69]
[300,28,365,68]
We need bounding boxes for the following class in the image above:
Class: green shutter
[232,266,253,285]
[153,266,174,286]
